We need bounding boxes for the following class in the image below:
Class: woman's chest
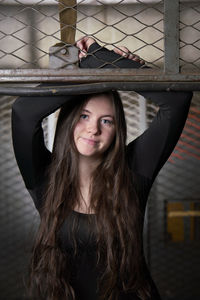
[58,211,97,253]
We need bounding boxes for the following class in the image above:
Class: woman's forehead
[83,95,115,115]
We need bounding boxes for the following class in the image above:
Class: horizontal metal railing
[0,0,199,94]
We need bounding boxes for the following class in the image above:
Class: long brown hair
[29,91,151,300]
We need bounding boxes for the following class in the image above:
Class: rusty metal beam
[0,69,200,83]
[0,81,198,96]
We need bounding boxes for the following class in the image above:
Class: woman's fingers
[76,37,88,59]
[113,46,145,65]
[76,36,96,59]
[113,46,129,57]
[131,54,145,65]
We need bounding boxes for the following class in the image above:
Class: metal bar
[27,9,37,67]
[0,69,200,82]
[1,0,198,5]
[0,82,198,96]
[164,0,180,74]
[59,0,77,45]
[0,0,174,5]
[168,211,200,217]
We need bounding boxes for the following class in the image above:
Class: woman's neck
[78,155,100,187]
[74,156,100,213]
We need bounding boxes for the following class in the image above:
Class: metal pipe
[0,82,198,96]
[1,69,200,83]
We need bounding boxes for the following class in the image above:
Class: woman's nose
[87,120,101,135]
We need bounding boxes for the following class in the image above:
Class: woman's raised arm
[12,91,76,209]
[78,39,193,182]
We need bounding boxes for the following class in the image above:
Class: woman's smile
[81,137,99,146]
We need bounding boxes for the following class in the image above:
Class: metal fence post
[164,0,180,74]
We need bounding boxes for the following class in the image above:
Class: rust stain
[181,133,200,146]
[184,127,200,138]
[188,113,200,122]
[170,152,184,160]
[178,140,200,153]
[190,107,200,114]
[186,120,200,130]
[175,146,200,160]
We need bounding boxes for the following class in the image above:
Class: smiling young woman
[73,94,116,160]
[50,91,126,216]
[11,37,193,300]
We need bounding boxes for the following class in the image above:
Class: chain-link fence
[0,0,199,71]
[0,1,200,300]
[0,0,200,90]
[0,95,39,299]
[147,92,200,300]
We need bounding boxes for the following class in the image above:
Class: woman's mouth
[81,137,99,146]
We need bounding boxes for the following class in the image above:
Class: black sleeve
[126,91,192,181]
[12,92,76,209]
[80,42,143,69]
[80,42,193,182]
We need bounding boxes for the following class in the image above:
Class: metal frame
[0,0,199,94]
[164,0,180,74]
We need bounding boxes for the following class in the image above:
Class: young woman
[12,37,193,300]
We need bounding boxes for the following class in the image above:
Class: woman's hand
[76,36,96,59]
[113,46,145,65]
[76,36,145,65]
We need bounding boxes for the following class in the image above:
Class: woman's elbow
[181,91,193,103]
[12,97,24,116]
[175,91,193,110]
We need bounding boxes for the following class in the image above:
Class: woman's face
[73,95,116,160]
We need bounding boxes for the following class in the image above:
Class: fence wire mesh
[147,92,200,300]
[0,0,164,69]
[0,0,199,72]
[180,0,200,71]
[0,95,40,299]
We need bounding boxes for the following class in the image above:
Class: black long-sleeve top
[11,42,193,300]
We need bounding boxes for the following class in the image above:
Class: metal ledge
[0,69,200,83]
[0,81,198,96]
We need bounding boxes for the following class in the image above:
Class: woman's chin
[77,149,103,160]
[76,145,100,158]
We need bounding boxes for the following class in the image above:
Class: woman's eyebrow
[82,108,114,118]
[101,115,114,118]
[82,109,91,113]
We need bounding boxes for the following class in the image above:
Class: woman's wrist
[85,37,96,49]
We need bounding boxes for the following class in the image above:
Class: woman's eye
[80,114,88,120]
[101,119,113,125]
